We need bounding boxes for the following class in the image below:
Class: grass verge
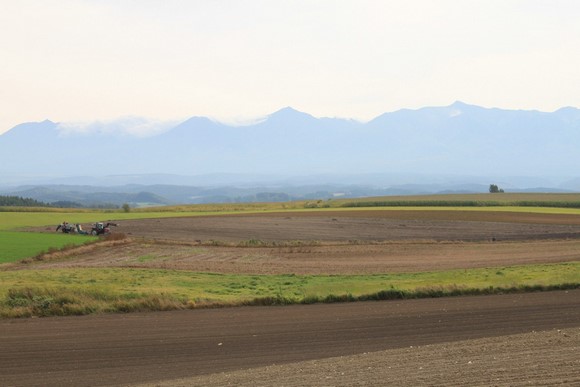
[1,262,578,318]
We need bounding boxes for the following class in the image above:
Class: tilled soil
[21,210,580,274]
[1,290,578,387]
[116,210,580,243]
[141,329,580,387]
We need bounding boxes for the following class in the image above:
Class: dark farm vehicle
[90,222,118,236]
[56,222,76,233]
[56,223,89,235]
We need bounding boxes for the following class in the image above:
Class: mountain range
[1,102,579,205]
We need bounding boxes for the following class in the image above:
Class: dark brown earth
[1,290,579,387]
[117,210,580,243]
[140,328,580,387]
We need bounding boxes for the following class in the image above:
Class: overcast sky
[1,0,579,134]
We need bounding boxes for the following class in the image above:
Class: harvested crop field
[21,209,580,274]
[118,210,580,243]
[23,238,580,274]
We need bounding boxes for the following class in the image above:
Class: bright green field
[1,262,578,317]
[0,232,97,263]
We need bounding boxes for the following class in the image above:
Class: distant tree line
[0,195,50,207]
[0,195,121,209]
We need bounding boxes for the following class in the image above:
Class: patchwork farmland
[1,196,579,386]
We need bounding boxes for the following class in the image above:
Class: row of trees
[0,195,50,207]
[0,195,128,210]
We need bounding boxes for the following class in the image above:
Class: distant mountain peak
[180,115,218,126]
[448,101,480,110]
[268,106,312,119]
[555,106,580,114]
[262,107,316,127]
[1,119,58,139]
[273,106,301,114]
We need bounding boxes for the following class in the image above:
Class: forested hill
[0,195,49,207]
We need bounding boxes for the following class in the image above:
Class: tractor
[90,222,118,236]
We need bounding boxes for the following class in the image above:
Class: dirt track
[1,290,579,387]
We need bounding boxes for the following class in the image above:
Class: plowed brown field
[25,209,580,274]
[1,291,579,387]
[119,210,580,243]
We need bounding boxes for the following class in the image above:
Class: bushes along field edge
[2,282,578,319]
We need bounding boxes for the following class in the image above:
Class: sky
[1,0,580,135]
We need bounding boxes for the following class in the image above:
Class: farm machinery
[56,222,83,234]
[90,222,118,236]
[56,221,118,236]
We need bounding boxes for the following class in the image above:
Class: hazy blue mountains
[1,102,579,183]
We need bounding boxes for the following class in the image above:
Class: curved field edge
[3,201,580,232]
[1,262,578,318]
[2,206,580,262]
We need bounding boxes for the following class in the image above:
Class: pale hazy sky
[1,0,579,134]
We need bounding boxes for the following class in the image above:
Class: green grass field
[0,232,97,263]
[1,262,578,317]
